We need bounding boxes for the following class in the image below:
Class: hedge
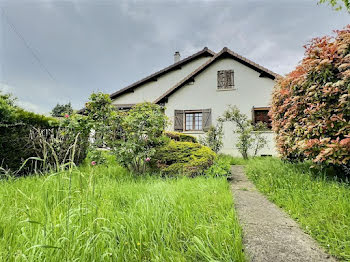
[270,25,350,169]
[164,131,197,143]
[152,140,216,176]
[0,108,89,175]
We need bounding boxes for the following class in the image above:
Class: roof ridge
[224,47,280,79]
[110,47,215,99]
[154,47,280,104]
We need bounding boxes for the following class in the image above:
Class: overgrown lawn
[0,161,245,261]
[243,158,350,261]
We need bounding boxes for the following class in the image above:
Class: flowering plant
[113,102,168,173]
[270,25,350,169]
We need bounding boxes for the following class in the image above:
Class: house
[110,47,280,156]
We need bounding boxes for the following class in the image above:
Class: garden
[0,91,246,261]
[0,25,349,261]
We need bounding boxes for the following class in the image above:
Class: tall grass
[0,159,245,261]
[244,158,350,261]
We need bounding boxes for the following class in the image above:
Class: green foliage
[0,92,58,127]
[152,140,216,176]
[318,0,350,12]
[113,102,168,173]
[219,105,267,159]
[0,92,17,123]
[0,162,245,261]
[88,149,107,165]
[165,131,197,143]
[0,93,89,174]
[51,102,73,117]
[0,94,59,173]
[245,157,350,260]
[205,154,232,177]
[198,123,224,153]
[85,92,120,148]
[270,26,350,170]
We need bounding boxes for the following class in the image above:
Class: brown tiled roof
[76,103,135,114]
[154,47,281,104]
[114,103,135,109]
[110,47,215,100]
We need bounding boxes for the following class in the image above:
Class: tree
[85,92,118,148]
[198,123,224,153]
[0,92,17,123]
[84,92,121,165]
[51,102,73,117]
[113,102,167,173]
[270,25,350,170]
[318,0,350,12]
[219,105,267,159]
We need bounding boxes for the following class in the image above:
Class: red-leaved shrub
[270,25,350,168]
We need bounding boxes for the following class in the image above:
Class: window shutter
[174,110,184,131]
[202,109,212,131]
[217,70,234,89]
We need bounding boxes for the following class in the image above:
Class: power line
[1,7,58,84]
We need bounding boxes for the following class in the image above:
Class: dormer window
[217,70,234,90]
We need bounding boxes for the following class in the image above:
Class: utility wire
[1,7,58,84]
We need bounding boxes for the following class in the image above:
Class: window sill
[216,88,236,91]
[182,130,205,134]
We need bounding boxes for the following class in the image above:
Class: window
[217,70,234,90]
[185,112,202,131]
[174,109,211,132]
[252,107,272,128]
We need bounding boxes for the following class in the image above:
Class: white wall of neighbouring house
[163,57,278,156]
[111,56,211,105]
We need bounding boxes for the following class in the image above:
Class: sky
[0,0,349,114]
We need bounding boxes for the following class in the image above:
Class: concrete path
[230,165,336,262]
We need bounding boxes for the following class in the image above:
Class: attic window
[252,107,272,129]
[217,70,234,90]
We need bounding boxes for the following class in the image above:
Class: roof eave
[109,47,216,100]
[154,47,280,104]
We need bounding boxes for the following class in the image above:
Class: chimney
[174,51,181,63]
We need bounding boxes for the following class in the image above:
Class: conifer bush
[152,140,216,176]
[270,25,350,169]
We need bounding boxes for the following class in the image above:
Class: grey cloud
[0,0,348,114]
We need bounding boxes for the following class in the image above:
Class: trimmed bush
[152,140,216,176]
[164,131,197,143]
[270,25,350,169]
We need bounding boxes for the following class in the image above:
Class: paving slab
[230,165,336,262]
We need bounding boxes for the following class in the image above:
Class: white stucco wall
[163,57,278,156]
[111,56,211,104]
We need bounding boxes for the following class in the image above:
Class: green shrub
[0,107,60,173]
[85,92,120,148]
[0,94,89,174]
[205,155,232,177]
[219,105,267,159]
[113,102,168,173]
[198,123,224,153]
[88,149,107,165]
[0,92,17,123]
[51,102,73,117]
[270,26,350,170]
[164,131,197,143]
[152,140,216,176]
